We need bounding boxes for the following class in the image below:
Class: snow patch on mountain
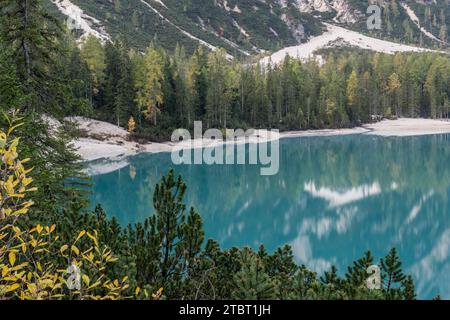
[261,23,439,65]
[52,0,110,42]
[401,2,444,44]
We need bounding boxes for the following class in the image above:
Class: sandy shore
[68,117,450,164]
[363,118,450,137]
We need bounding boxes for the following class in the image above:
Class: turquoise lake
[88,134,450,299]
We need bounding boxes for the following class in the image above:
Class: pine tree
[345,251,374,288]
[320,265,341,288]
[402,275,416,300]
[291,265,318,299]
[232,248,277,300]
[380,248,406,294]
[262,245,298,299]
[153,169,187,282]
[179,207,204,275]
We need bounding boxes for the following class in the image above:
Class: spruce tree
[0,0,64,113]
[0,0,88,220]
[0,45,24,110]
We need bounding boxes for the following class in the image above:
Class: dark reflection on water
[88,134,450,299]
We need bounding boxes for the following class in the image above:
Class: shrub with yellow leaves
[0,112,130,300]
[0,112,35,221]
[127,116,136,133]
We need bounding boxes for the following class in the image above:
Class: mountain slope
[49,0,449,56]
[261,22,441,65]
[50,0,324,55]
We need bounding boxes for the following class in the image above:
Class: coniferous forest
[0,0,449,301]
[69,35,450,141]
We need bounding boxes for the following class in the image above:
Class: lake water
[88,134,450,299]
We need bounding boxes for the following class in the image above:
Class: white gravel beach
[66,117,450,163]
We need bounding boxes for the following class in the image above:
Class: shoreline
[69,117,450,174]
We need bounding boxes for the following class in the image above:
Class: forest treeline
[66,35,450,141]
[0,0,444,300]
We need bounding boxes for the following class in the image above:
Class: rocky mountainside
[48,0,449,57]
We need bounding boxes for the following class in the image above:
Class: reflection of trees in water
[281,134,450,193]
[89,134,450,298]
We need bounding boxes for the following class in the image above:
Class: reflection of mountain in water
[88,134,450,299]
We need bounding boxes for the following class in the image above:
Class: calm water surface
[88,134,450,299]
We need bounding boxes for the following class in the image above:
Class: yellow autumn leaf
[9,251,16,266]
[75,230,86,242]
[71,245,80,256]
[82,274,90,286]
[88,281,101,290]
[86,232,98,247]
[22,177,32,187]
[7,122,24,136]
[2,266,9,277]
[60,244,68,254]
[36,224,43,234]
[5,283,20,293]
